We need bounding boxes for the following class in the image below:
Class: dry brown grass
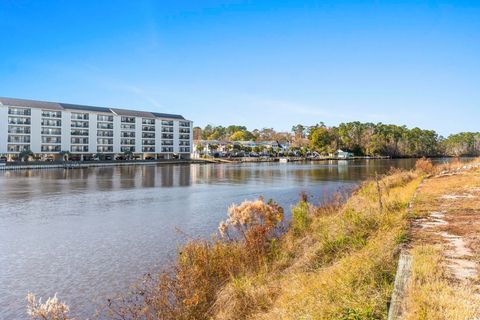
[415,157,434,175]
[404,245,480,320]
[405,159,480,320]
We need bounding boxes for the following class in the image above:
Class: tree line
[194,122,480,157]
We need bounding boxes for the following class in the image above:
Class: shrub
[292,200,310,235]
[106,198,284,320]
[415,157,434,174]
[26,293,71,320]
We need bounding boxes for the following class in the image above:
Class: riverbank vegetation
[102,162,424,319]
[195,122,480,157]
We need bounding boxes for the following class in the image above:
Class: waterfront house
[336,149,354,159]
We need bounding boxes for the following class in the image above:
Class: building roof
[0,97,187,120]
[0,97,63,110]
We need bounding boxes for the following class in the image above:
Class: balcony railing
[8,108,31,116]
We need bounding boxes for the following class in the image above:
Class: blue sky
[0,0,478,135]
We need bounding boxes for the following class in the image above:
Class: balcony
[71,121,89,128]
[71,145,89,153]
[41,145,61,152]
[42,128,62,135]
[121,117,135,123]
[8,117,31,125]
[97,138,113,145]
[142,119,155,125]
[142,125,155,132]
[8,136,31,143]
[97,130,114,137]
[42,111,62,118]
[97,123,114,129]
[120,132,135,138]
[142,133,155,139]
[42,136,61,144]
[121,139,136,145]
[8,108,31,116]
[71,137,89,144]
[97,115,113,122]
[71,129,89,136]
[41,120,62,127]
[179,134,190,140]
[71,113,89,120]
[142,147,155,153]
[9,126,31,134]
[142,140,155,146]
[7,144,31,152]
[120,146,135,152]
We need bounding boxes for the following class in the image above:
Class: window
[120,131,135,138]
[121,138,136,145]
[71,121,89,128]
[71,145,89,152]
[142,125,155,132]
[71,137,89,144]
[8,117,31,125]
[142,118,155,125]
[41,119,62,127]
[71,129,89,136]
[142,132,155,139]
[161,120,173,126]
[120,123,135,130]
[42,110,62,118]
[97,146,113,153]
[97,138,113,145]
[162,133,173,139]
[142,147,155,152]
[42,128,62,135]
[97,130,114,137]
[161,140,174,146]
[121,116,135,123]
[9,126,31,134]
[8,144,31,152]
[142,139,155,146]
[8,135,31,143]
[8,108,31,116]
[71,113,89,120]
[97,122,113,129]
[42,136,61,144]
[121,146,135,152]
[97,115,113,122]
[41,145,61,152]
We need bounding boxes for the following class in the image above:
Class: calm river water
[0,159,422,318]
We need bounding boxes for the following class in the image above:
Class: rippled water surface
[0,159,421,318]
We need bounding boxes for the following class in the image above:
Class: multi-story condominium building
[0,97,192,160]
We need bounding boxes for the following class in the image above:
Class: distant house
[336,149,354,159]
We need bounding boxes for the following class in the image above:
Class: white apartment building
[0,97,192,160]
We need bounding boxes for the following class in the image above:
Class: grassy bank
[29,160,459,320]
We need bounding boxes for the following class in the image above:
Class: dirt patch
[410,168,480,283]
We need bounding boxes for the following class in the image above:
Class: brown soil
[410,166,480,283]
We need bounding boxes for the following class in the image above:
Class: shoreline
[0,155,470,171]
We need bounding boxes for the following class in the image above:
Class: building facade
[0,97,192,160]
